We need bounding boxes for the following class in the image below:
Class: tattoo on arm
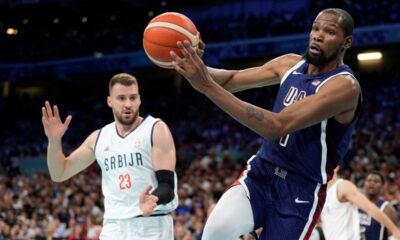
[246,106,264,121]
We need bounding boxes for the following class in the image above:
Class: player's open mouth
[309,44,321,55]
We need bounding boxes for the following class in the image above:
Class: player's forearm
[204,83,283,140]
[369,208,399,234]
[207,67,238,91]
[47,138,67,182]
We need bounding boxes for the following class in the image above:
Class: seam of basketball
[143,37,181,49]
[144,21,199,46]
[144,47,174,67]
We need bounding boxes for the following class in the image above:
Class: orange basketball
[143,12,199,69]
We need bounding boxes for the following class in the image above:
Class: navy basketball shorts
[237,155,327,240]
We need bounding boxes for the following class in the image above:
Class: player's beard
[115,109,139,126]
[303,45,342,67]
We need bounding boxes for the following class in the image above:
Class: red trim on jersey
[230,171,245,188]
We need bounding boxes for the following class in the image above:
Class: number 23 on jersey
[119,174,132,190]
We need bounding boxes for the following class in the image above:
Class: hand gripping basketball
[143,12,199,69]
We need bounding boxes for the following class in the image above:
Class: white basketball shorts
[100,215,173,240]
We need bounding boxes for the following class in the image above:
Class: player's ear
[343,35,352,49]
[107,96,112,107]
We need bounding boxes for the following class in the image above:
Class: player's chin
[120,117,135,125]
[306,51,321,60]
[123,113,132,118]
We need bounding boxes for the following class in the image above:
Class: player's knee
[202,217,237,240]
[202,224,231,240]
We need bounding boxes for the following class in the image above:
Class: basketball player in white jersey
[320,167,400,240]
[41,73,178,239]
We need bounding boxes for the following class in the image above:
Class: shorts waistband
[135,212,170,218]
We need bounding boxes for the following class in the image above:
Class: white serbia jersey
[94,115,178,219]
[321,179,360,240]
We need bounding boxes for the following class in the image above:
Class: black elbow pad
[152,170,175,205]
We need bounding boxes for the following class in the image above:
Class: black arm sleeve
[152,170,175,205]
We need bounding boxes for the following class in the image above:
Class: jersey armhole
[280,59,305,85]
[93,128,103,154]
[151,119,162,147]
[315,72,355,93]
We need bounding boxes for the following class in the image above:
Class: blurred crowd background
[1,0,400,239]
[1,0,399,62]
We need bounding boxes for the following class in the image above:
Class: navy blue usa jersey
[258,59,361,184]
[359,200,389,240]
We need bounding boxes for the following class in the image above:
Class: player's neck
[367,194,380,203]
[307,58,343,75]
[116,117,143,137]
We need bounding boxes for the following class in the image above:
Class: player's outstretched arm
[42,101,97,182]
[339,180,400,239]
[171,40,360,140]
[193,35,299,93]
[207,54,300,93]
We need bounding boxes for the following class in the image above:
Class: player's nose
[123,99,133,108]
[312,31,323,42]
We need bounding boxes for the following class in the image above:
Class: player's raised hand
[391,229,400,240]
[171,40,215,93]
[139,185,159,217]
[41,101,72,141]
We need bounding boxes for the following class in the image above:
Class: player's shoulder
[281,53,303,62]
[337,179,354,187]
[91,129,101,135]
[152,119,171,132]
[280,53,303,65]
[151,119,175,146]
[269,53,302,66]
[383,200,397,214]
[81,129,101,150]
[263,54,303,76]
[88,129,101,141]
[331,71,359,82]
[320,73,361,95]
[337,179,358,195]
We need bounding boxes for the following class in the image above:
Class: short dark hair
[109,73,138,93]
[366,171,385,185]
[321,8,354,37]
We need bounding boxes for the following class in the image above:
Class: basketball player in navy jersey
[171,8,362,240]
[360,171,399,240]
[42,73,178,239]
